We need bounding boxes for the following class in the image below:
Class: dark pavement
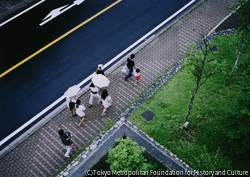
[0,0,194,146]
[0,0,40,22]
[0,0,240,176]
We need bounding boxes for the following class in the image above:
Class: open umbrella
[92,74,110,88]
[64,85,80,99]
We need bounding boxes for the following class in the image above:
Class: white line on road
[0,0,46,27]
[39,0,85,26]
[100,0,197,73]
[0,0,197,146]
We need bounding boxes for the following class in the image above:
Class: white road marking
[0,0,46,27]
[0,0,197,146]
[39,0,85,26]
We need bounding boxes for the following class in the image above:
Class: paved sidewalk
[0,0,238,176]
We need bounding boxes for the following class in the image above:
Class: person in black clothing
[125,54,136,81]
[68,96,76,116]
[58,129,74,157]
[96,64,105,75]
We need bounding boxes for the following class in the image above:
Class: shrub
[106,137,157,172]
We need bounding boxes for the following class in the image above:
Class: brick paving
[0,0,238,176]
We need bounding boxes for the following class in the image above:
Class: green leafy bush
[106,137,157,172]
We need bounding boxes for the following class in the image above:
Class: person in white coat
[88,82,100,108]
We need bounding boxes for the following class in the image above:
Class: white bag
[121,65,129,73]
[132,69,135,76]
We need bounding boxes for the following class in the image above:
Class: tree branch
[198,72,219,89]
[205,58,215,64]
[232,42,244,74]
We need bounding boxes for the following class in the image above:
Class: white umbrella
[92,74,110,88]
[64,85,80,99]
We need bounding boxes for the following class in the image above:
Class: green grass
[128,34,248,171]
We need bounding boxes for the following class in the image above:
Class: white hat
[98,64,103,70]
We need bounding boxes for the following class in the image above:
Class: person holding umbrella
[92,74,110,89]
[89,82,100,108]
[68,96,77,116]
[97,89,112,116]
[75,100,86,126]
[64,85,80,116]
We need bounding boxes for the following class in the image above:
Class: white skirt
[102,96,112,108]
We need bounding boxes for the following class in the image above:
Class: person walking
[58,129,75,158]
[97,89,112,116]
[75,100,86,126]
[96,64,105,75]
[67,96,76,116]
[134,68,141,86]
[64,85,80,116]
[89,82,101,107]
[125,54,136,81]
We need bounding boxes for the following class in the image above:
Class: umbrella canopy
[64,85,80,98]
[92,74,110,88]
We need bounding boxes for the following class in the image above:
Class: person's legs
[125,68,133,80]
[65,146,71,157]
[70,109,76,116]
[78,116,86,126]
[101,108,107,116]
[89,93,94,107]
[69,102,76,116]
[94,94,101,103]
